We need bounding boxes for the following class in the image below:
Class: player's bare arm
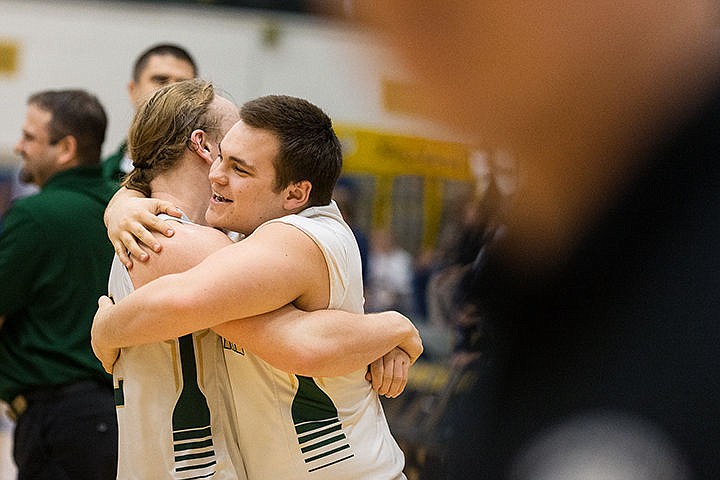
[91,221,232,372]
[93,220,422,388]
[213,306,422,375]
[214,308,421,398]
[93,222,322,346]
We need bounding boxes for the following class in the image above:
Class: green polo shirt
[0,165,116,402]
[101,141,127,186]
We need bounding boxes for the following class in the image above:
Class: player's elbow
[377,310,416,339]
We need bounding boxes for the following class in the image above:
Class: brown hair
[240,95,342,206]
[28,89,107,165]
[132,43,197,81]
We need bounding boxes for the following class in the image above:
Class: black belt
[9,380,107,420]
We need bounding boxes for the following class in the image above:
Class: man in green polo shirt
[0,89,118,479]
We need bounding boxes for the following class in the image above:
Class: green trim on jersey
[292,375,353,472]
[172,334,217,477]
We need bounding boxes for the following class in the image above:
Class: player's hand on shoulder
[106,190,181,269]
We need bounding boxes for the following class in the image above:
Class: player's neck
[150,179,211,225]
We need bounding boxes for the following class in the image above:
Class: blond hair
[123,79,221,196]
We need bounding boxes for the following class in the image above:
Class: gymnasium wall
[0,0,476,250]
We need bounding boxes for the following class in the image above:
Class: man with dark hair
[93,95,410,479]
[102,43,198,184]
[0,89,118,479]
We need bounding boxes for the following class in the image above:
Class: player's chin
[205,210,233,232]
[205,206,224,224]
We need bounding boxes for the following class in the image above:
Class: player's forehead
[219,121,279,167]
[138,54,195,82]
[22,104,52,137]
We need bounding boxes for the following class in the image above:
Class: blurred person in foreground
[0,89,117,479]
[353,2,720,479]
[103,43,197,184]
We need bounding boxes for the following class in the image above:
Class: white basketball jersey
[109,215,246,480]
[223,201,406,479]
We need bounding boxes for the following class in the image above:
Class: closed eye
[232,163,249,175]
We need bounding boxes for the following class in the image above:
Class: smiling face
[205,120,288,235]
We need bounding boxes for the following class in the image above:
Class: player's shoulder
[162,222,232,256]
[247,219,326,266]
[130,223,232,286]
[251,220,314,246]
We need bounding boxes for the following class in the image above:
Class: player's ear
[189,129,213,164]
[55,135,78,166]
[284,180,312,211]
[128,81,141,107]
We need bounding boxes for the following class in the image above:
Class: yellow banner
[335,124,473,180]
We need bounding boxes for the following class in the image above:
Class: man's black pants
[13,381,117,480]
